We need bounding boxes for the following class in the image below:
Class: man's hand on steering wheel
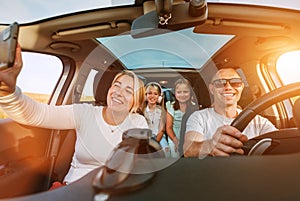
[209,125,248,156]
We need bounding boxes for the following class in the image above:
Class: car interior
[0,0,300,200]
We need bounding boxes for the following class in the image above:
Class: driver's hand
[209,125,248,156]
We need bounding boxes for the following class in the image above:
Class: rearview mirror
[131,0,207,38]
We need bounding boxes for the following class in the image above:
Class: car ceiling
[196,3,300,68]
[11,3,300,65]
[2,2,300,76]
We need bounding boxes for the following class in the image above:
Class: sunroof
[98,28,234,70]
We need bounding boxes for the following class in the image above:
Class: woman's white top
[0,87,148,183]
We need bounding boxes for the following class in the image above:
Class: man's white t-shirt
[186,107,277,139]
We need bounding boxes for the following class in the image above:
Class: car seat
[93,70,120,106]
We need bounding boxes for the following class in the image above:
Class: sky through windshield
[1,0,300,24]
[0,0,134,24]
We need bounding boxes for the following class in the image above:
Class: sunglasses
[212,78,243,88]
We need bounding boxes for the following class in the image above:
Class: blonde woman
[0,46,148,187]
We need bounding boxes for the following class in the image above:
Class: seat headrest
[238,86,255,109]
[93,71,119,106]
[163,89,175,103]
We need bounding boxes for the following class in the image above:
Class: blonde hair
[111,70,145,113]
[145,82,164,105]
[142,82,165,112]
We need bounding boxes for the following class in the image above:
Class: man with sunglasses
[183,68,277,157]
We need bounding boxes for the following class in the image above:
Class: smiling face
[146,85,161,105]
[175,83,191,104]
[107,74,134,114]
[209,68,244,108]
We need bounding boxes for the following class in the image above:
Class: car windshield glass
[209,0,300,11]
[0,0,135,24]
[97,28,234,70]
[1,0,300,24]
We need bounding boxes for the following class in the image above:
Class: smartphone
[0,22,19,70]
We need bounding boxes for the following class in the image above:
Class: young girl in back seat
[143,82,169,157]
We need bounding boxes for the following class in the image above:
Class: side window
[80,69,97,103]
[276,50,300,103]
[0,52,62,119]
[277,50,300,85]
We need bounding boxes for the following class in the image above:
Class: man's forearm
[184,139,213,158]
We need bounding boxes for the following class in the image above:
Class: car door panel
[0,119,53,198]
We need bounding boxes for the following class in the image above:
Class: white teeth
[223,93,234,97]
[112,97,122,103]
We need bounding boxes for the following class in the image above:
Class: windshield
[0,0,135,24]
[97,28,234,70]
[1,0,300,24]
[209,0,300,10]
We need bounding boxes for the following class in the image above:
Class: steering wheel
[230,82,300,155]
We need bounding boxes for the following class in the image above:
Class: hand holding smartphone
[0,22,19,71]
